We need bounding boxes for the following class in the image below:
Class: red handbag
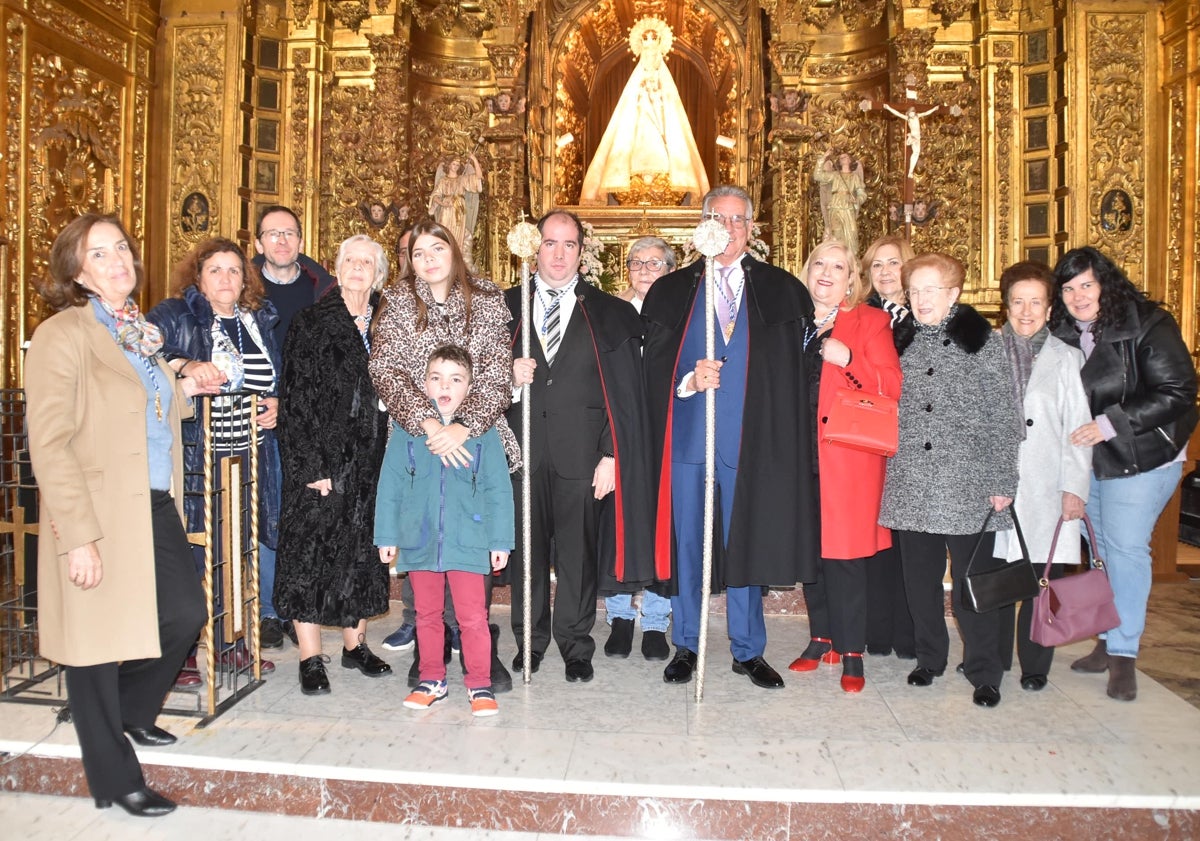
[821,387,898,457]
[1029,513,1120,648]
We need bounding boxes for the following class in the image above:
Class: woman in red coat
[788,240,903,692]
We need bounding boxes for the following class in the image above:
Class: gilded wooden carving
[290,53,311,213]
[168,27,226,269]
[993,61,1013,269]
[31,0,125,66]
[1085,14,1144,285]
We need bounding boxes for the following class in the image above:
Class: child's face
[425,358,471,417]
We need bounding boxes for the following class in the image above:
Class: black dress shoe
[299,655,331,695]
[95,787,176,817]
[1020,673,1048,691]
[663,648,697,683]
[341,643,392,677]
[866,645,893,656]
[641,630,670,661]
[604,618,634,658]
[512,650,542,673]
[281,619,299,646]
[907,666,944,686]
[732,656,785,689]
[489,624,513,693]
[260,617,285,650]
[565,659,594,682]
[123,725,177,747]
[973,684,1002,707]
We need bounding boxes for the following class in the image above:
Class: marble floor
[2,575,1200,839]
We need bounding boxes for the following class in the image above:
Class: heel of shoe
[94,798,113,810]
[788,637,835,672]
[840,652,865,693]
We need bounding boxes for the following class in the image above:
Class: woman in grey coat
[878,253,1021,708]
[991,262,1091,691]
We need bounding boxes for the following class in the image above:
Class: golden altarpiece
[0,0,1197,387]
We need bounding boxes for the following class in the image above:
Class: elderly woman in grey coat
[879,253,1020,708]
[992,261,1092,692]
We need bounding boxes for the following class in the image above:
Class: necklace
[804,307,838,349]
[137,355,164,421]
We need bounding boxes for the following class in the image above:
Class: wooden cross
[0,499,39,588]
[860,86,963,235]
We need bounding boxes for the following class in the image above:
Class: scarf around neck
[96,296,163,357]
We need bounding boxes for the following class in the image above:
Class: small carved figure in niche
[360,199,393,229]
[1100,189,1132,233]
[910,198,940,226]
[813,149,867,255]
[888,202,902,224]
[181,192,210,233]
[487,91,526,116]
[769,88,810,116]
[428,153,483,267]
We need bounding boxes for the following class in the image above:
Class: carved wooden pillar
[978,3,1021,292]
[280,2,327,256]
[483,38,528,286]
[159,0,250,278]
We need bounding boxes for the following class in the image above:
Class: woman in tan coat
[25,214,214,817]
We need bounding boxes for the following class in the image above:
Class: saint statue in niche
[428,152,483,266]
[579,17,709,206]
[813,149,867,256]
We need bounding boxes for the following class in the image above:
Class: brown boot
[1106,655,1137,701]
[1070,639,1108,673]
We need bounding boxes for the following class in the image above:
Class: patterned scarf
[1000,322,1048,441]
[97,297,163,357]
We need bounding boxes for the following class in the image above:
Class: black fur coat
[273,292,390,625]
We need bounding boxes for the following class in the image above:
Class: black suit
[504,280,649,664]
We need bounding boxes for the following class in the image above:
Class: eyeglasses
[628,258,667,272]
[261,229,300,242]
[703,212,750,229]
[906,286,954,299]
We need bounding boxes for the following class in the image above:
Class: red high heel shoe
[840,652,865,693]
[788,637,841,672]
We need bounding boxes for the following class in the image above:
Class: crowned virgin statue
[580,18,710,206]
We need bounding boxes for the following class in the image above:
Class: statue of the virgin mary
[579,18,709,205]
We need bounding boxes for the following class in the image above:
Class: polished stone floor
[2,567,1199,839]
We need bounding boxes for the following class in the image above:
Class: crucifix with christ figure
[860,84,963,232]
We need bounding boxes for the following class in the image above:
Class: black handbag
[960,507,1040,613]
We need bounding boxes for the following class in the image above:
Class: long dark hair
[170,237,266,311]
[1049,246,1150,340]
[403,217,495,331]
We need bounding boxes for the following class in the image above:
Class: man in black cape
[641,185,820,689]
[506,209,654,683]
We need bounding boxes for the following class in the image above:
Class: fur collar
[896,303,992,355]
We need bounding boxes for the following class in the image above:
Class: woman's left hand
[306,478,333,496]
[180,375,223,398]
[256,396,279,429]
[821,337,851,367]
[989,495,1013,512]
[1069,420,1103,448]
[425,422,472,468]
[1062,492,1085,521]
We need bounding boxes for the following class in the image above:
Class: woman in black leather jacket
[1049,246,1197,702]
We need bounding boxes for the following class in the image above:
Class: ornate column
[978,2,1021,290]
[482,37,528,286]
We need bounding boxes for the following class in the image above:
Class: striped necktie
[542,288,563,363]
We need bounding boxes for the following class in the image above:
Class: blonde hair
[797,240,868,308]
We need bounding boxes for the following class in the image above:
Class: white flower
[691,219,730,258]
[506,221,541,259]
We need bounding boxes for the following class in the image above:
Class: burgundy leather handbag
[1029,513,1120,648]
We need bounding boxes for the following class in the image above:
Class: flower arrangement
[681,221,770,266]
[578,220,619,292]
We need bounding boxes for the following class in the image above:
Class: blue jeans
[1087,461,1182,658]
[605,590,671,632]
[259,542,278,619]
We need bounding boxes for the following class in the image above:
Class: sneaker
[468,686,498,717]
[448,625,462,654]
[382,623,416,651]
[404,679,448,709]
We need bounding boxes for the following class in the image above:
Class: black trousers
[997,562,1066,676]
[897,529,1005,688]
[802,557,867,654]
[865,539,915,655]
[509,464,599,663]
[65,491,207,800]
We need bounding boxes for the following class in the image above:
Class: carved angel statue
[428,152,484,266]
[813,149,867,256]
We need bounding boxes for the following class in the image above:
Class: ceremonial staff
[690,218,730,702]
[507,217,541,685]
